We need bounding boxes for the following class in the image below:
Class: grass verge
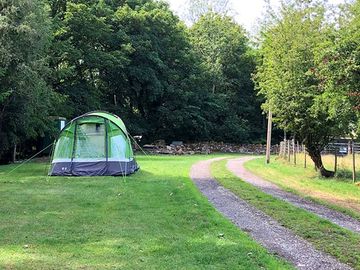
[211,159,360,270]
[0,155,292,270]
[244,157,360,220]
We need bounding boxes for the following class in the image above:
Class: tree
[49,0,132,117]
[190,13,262,142]
[49,0,212,142]
[183,0,232,24]
[324,0,360,131]
[0,0,59,163]
[255,0,354,177]
[110,1,211,141]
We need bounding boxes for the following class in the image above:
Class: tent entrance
[74,120,107,161]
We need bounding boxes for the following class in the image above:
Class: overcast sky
[166,0,346,32]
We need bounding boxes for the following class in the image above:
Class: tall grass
[281,153,360,182]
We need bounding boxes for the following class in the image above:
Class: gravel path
[190,158,352,270]
[227,157,360,234]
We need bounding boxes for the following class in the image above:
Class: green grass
[0,155,292,270]
[245,157,360,220]
[211,159,360,270]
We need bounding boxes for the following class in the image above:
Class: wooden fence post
[352,141,356,183]
[12,144,17,163]
[293,138,296,165]
[296,141,299,155]
[349,141,352,155]
[334,148,337,174]
[303,144,307,168]
[287,140,290,162]
[279,142,282,157]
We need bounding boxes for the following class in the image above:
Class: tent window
[107,122,128,159]
[54,136,72,159]
[53,125,74,160]
[74,121,106,159]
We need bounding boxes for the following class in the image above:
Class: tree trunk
[12,144,16,163]
[307,148,334,178]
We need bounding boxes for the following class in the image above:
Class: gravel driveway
[227,157,360,234]
[190,158,352,270]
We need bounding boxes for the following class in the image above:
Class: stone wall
[138,141,279,155]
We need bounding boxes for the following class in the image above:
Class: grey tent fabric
[50,160,139,176]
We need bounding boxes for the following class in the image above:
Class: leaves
[0,0,60,162]
[190,13,262,142]
[255,0,360,175]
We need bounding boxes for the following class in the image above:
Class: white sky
[166,0,346,32]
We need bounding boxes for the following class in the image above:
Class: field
[245,155,360,218]
[0,155,291,270]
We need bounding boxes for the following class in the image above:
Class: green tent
[49,111,139,176]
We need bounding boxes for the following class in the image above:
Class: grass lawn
[211,159,360,270]
[245,157,360,219]
[0,155,292,270]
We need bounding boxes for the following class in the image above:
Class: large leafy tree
[49,0,211,142]
[325,0,360,130]
[190,13,262,142]
[255,0,355,177]
[110,1,210,141]
[0,0,59,163]
[49,0,132,116]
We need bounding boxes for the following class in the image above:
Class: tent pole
[105,119,109,165]
[70,121,78,174]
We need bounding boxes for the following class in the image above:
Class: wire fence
[278,139,358,183]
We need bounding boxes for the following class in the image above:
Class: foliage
[183,0,232,24]
[110,1,211,141]
[47,0,262,144]
[0,0,60,163]
[190,13,263,142]
[0,0,266,161]
[49,0,132,116]
[254,0,356,176]
[327,0,360,132]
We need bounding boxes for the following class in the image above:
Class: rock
[154,140,166,146]
[171,141,183,146]
[143,144,155,149]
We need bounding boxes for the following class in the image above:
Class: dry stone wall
[138,142,279,155]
